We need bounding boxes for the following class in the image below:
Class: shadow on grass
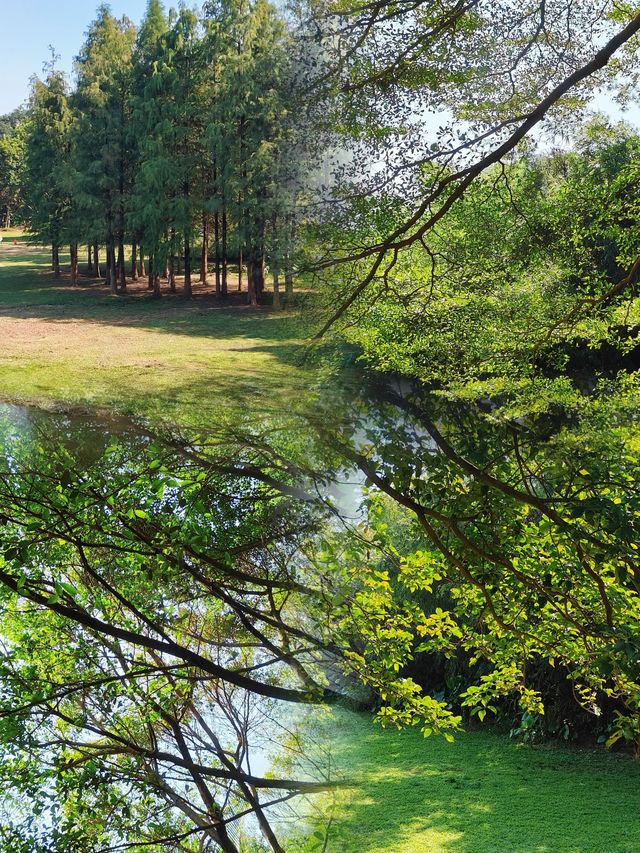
[0,244,318,359]
[0,243,355,425]
[326,713,640,853]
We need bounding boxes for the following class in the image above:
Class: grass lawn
[315,712,640,853]
[0,229,315,425]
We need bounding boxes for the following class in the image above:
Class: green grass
[0,229,314,425]
[314,712,640,853]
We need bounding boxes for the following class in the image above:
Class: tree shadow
[0,244,310,340]
[0,245,354,425]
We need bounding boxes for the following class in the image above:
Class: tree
[163,6,206,298]
[72,5,137,292]
[303,1,640,336]
[0,423,354,852]
[204,0,297,306]
[259,116,640,752]
[0,113,26,229]
[129,0,172,297]
[21,63,76,277]
[129,1,209,298]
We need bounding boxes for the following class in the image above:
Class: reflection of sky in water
[0,402,33,445]
[0,402,143,465]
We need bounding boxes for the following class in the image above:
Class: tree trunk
[139,249,145,278]
[118,239,126,291]
[284,265,294,300]
[206,824,240,853]
[221,203,228,297]
[212,824,242,853]
[70,244,78,286]
[148,255,154,290]
[256,255,265,299]
[253,257,261,299]
[131,242,138,281]
[238,247,243,291]
[201,216,208,283]
[93,241,100,277]
[87,244,92,272]
[214,210,221,296]
[169,253,176,292]
[271,211,281,309]
[256,212,267,300]
[152,272,162,299]
[272,262,281,309]
[108,240,117,294]
[52,244,60,278]
[184,234,192,298]
[164,256,169,280]
[284,213,295,300]
[247,257,257,307]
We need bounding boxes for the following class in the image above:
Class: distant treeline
[0,0,312,306]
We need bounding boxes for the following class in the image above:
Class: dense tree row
[10,0,307,306]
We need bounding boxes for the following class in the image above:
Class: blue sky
[0,1,150,114]
[1,1,639,132]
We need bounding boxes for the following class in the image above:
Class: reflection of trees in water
[2,383,640,850]
[0,413,354,853]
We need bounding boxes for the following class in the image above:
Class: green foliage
[316,122,640,414]
[288,372,640,754]
[0,419,341,851]
[21,70,74,249]
[0,116,26,228]
[72,6,137,249]
[310,127,640,758]
[15,0,306,300]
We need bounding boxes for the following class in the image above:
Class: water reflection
[1,381,639,850]
[0,404,351,853]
